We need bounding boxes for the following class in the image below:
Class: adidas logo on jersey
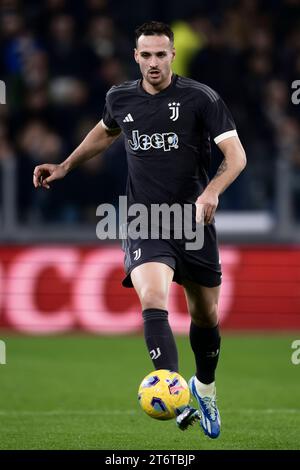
[123,113,134,122]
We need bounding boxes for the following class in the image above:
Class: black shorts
[122,224,222,288]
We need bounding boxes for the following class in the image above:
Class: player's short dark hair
[135,21,174,46]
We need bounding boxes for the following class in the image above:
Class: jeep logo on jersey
[128,130,178,152]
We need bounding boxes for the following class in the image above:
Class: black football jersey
[102,74,237,207]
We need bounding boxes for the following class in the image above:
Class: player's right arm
[33,120,121,189]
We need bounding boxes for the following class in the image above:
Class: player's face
[134,34,175,91]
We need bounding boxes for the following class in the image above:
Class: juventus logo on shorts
[133,248,141,260]
[168,102,180,121]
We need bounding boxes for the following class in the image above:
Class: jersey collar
[138,74,178,97]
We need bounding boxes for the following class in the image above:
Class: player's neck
[142,72,173,95]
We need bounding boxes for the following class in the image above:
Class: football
[138,369,190,420]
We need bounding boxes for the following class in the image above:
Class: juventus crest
[133,248,141,260]
[168,102,180,121]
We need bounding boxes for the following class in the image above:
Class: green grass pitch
[0,334,299,450]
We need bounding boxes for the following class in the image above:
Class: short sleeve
[198,89,238,144]
[102,99,120,130]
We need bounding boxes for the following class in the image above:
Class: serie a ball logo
[138,369,190,420]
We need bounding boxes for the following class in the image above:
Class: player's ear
[134,48,139,63]
[171,48,176,62]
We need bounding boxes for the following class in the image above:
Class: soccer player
[33,21,246,439]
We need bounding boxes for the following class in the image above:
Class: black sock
[142,308,178,372]
[189,322,221,384]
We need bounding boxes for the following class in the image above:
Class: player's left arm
[196,136,247,224]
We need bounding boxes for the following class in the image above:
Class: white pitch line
[222,409,300,414]
[0,410,138,416]
[0,409,299,416]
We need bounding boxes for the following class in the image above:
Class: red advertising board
[0,245,299,333]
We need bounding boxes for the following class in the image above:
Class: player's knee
[139,288,168,310]
[190,302,218,328]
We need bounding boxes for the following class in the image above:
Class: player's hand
[195,190,219,225]
[33,164,67,189]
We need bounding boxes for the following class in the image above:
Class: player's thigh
[183,278,221,326]
[131,262,174,310]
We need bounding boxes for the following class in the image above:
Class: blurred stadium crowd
[0,0,300,225]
